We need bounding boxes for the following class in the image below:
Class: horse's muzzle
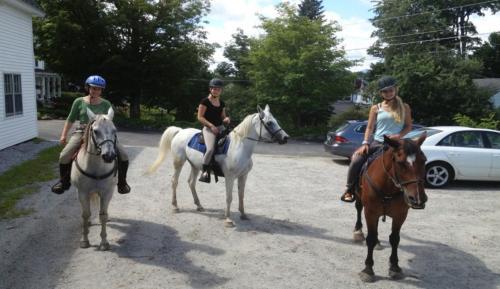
[278,136,289,145]
[102,153,116,163]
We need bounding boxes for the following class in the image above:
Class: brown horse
[353,133,428,283]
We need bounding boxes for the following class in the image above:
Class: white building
[35,59,61,104]
[0,0,44,150]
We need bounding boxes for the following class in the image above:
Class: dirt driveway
[1,145,499,289]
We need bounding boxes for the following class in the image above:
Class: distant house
[0,0,44,150]
[35,59,61,104]
[331,78,371,115]
[473,78,500,108]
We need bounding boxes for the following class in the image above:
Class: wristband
[362,140,370,145]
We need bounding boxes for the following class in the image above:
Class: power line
[344,31,498,51]
[338,0,500,27]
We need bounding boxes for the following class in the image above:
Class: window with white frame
[4,74,23,117]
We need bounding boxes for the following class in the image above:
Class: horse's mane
[230,113,257,143]
[81,120,94,153]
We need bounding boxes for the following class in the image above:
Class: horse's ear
[383,134,400,148]
[264,104,270,112]
[106,107,114,121]
[417,131,427,146]
[87,108,96,121]
[257,105,265,118]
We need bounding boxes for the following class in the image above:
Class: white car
[406,126,500,188]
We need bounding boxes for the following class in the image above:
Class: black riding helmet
[209,78,224,88]
[378,76,397,91]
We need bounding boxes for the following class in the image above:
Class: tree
[474,32,500,77]
[298,0,324,21]
[34,0,214,120]
[247,3,353,128]
[223,28,251,82]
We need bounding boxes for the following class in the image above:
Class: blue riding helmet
[85,75,106,88]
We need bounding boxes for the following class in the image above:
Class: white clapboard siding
[0,1,44,150]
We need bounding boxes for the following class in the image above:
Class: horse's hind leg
[388,211,408,280]
[98,191,113,251]
[353,199,364,242]
[171,157,185,213]
[238,174,249,220]
[78,191,91,248]
[188,165,204,211]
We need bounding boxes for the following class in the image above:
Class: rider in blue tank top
[340,76,413,202]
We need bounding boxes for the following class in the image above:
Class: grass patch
[0,145,61,219]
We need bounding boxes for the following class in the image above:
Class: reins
[245,114,283,143]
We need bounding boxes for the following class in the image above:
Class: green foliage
[223,29,251,82]
[114,105,176,130]
[453,112,500,129]
[473,32,500,78]
[247,3,354,129]
[328,106,370,129]
[34,0,214,120]
[222,84,257,123]
[298,0,324,21]
[0,145,60,219]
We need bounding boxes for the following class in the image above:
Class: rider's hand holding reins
[223,117,230,125]
[210,125,220,135]
[60,136,67,146]
[355,143,369,156]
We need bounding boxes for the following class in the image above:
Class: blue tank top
[373,103,404,142]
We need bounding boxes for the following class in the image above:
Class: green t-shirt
[67,97,112,124]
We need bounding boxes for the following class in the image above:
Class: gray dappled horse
[72,108,118,250]
[148,105,289,227]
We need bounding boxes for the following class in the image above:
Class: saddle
[187,130,231,183]
[353,145,385,195]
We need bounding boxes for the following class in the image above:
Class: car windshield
[405,128,442,139]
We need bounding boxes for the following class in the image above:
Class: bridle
[246,114,284,143]
[75,120,118,180]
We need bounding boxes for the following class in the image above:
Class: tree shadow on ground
[369,234,500,289]
[107,218,228,288]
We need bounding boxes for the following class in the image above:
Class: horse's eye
[266,121,273,127]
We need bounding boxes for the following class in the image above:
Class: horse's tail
[147,126,182,174]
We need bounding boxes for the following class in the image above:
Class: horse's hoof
[224,220,235,227]
[172,207,180,213]
[240,214,249,220]
[98,242,110,251]
[196,206,205,212]
[353,230,365,242]
[359,271,376,283]
[389,268,404,280]
[80,241,90,248]
[375,242,384,250]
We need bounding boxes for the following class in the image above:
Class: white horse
[148,105,289,227]
[72,108,118,250]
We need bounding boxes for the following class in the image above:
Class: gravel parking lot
[1,143,499,289]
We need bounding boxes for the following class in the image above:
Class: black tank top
[200,97,225,126]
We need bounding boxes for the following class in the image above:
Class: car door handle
[448,153,460,156]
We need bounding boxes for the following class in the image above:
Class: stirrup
[341,191,355,203]
[198,172,211,183]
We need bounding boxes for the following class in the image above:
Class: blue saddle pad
[187,133,230,155]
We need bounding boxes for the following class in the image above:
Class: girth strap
[75,157,117,180]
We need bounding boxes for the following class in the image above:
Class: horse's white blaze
[406,154,416,167]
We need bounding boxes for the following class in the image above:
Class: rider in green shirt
[51,75,131,195]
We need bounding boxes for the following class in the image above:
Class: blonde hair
[389,95,405,123]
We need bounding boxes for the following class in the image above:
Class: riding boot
[117,160,131,194]
[340,184,355,203]
[51,163,72,194]
[198,164,211,183]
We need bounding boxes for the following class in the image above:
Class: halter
[75,120,118,180]
[246,114,283,143]
[364,145,425,221]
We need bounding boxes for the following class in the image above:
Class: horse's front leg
[238,174,249,220]
[78,191,91,248]
[353,199,364,242]
[359,208,379,283]
[98,190,113,251]
[389,210,408,279]
[224,178,235,227]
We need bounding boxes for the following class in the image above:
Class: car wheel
[425,162,454,188]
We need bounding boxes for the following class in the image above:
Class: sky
[203,0,500,72]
